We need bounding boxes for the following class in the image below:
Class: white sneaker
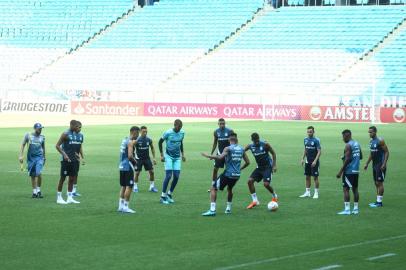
[299,192,311,198]
[57,198,68,204]
[67,197,80,204]
[313,193,319,199]
[123,208,136,214]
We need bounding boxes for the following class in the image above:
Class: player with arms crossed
[55,120,85,204]
[118,126,140,213]
[209,118,233,190]
[245,133,278,209]
[364,126,389,208]
[19,123,46,198]
[336,129,362,215]
[299,126,321,199]
[201,133,250,216]
[133,126,158,193]
[159,119,186,204]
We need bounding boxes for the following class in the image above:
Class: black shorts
[250,167,272,182]
[214,158,225,169]
[342,174,359,189]
[60,161,80,177]
[135,158,153,172]
[304,161,319,177]
[373,165,386,182]
[213,174,239,191]
[120,170,134,187]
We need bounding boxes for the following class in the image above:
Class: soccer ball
[267,201,278,212]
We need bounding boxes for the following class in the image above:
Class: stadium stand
[369,27,406,96]
[1,1,405,104]
[13,0,264,96]
[159,6,406,103]
[0,0,135,83]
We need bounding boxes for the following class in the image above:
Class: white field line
[313,265,342,270]
[366,253,397,261]
[215,234,406,270]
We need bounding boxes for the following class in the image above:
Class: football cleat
[149,187,158,193]
[133,187,139,193]
[167,195,175,203]
[32,193,38,198]
[225,208,231,214]
[246,201,259,209]
[37,192,44,199]
[72,192,81,197]
[123,208,136,214]
[56,198,68,205]
[67,197,80,204]
[337,209,351,215]
[369,202,383,208]
[160,197,170,205]
[312,193,319,199]
[299,192,311,198]
[352,209,359,215]
[202,210,216,216]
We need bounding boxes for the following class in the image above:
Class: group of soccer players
[19,118,389,216]
[297,125,389,215]
[19,120,85,204]
[117,119,185,213]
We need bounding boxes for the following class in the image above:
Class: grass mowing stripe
[215,234,406,270]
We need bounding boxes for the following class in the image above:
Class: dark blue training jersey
[304,137,321,163]
[215,127,232,154]
[248,141,272,169]
[61,130,84,161]
[369,137,385,166]
[136,136,152,160]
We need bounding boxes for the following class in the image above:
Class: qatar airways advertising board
[143,103,301,120]
[68,101,405,123]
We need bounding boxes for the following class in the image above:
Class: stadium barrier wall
[69,101,406,123]
[1,100,405,127]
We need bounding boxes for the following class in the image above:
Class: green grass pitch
[1,121,405,270]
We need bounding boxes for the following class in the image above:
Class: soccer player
[245,133,278,209]
[364,126,389,208]
[118,126,140,213]
[158,119,186,204]
[201,133,250,216]
[210,118,233,185]
[19,123,46,198]
[55,120,84,204]
[71,120,85,197]
[299,126,321,199]
[336,129,362,215]
[133,126,158,193]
